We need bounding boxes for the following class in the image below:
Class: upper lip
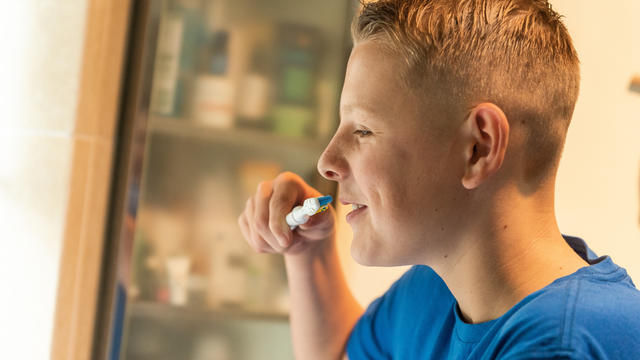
[340,198,367,206]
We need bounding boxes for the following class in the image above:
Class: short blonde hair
[352,0,580,190]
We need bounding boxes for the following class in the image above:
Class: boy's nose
[317,141,345,182]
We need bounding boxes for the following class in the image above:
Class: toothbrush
[285,195,333,230]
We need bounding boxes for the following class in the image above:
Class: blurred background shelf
[126,301,293,360]
[149,115,330,155]
[130,300,289,323]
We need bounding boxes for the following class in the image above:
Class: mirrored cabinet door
[102,0,358,359]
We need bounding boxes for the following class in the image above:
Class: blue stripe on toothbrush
[318,195,333,207]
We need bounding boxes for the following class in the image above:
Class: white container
[191,74,235,128]
[165,255,191,306]
[237,72,270,121]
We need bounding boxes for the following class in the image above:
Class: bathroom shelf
[129,301,289,323]
[148,115,330,156]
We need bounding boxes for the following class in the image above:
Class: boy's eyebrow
[340,102,378,118]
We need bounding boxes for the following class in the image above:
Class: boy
[238,0,640,358]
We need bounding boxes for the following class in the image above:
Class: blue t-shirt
[346,235,640,359]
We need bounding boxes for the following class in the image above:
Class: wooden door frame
[51,0,132,359]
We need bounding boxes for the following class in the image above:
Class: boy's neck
[434,192,589,324]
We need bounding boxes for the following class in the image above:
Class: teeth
[351,204,365,210]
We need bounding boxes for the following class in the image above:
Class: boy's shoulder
[510,256,640,323]
[494,256,640,359]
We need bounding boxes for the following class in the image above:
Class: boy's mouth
[346,204,368,223]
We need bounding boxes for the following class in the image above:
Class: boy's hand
[237,171,337,256]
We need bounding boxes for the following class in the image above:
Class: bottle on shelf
[165,255,191,306]
[269,23,323,139]
[174,0,207,118]
[236,44,273,130]
[149,2,184,116]
[150,0,206,118]
[190,30,236,129]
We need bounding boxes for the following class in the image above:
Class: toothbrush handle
[286,205,310,230]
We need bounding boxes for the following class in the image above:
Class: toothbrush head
[317,195,333,207]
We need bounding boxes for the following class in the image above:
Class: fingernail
[279,229,290,247]
[279,235,289,247]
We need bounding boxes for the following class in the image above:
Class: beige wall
[553,0,640,281]
[0,1,88,358]
[338,0,640,308]
[0,0,130,358]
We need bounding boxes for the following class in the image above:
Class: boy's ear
[461,103,510,190]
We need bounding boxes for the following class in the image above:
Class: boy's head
[318,0,580,266]
[353,0,580,188]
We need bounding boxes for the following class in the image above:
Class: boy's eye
[354,129,372,137]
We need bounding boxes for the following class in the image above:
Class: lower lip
[346,206,367,223]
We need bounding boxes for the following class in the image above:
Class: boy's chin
[350,241,409,267]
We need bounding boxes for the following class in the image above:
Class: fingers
[269,179,299,248]
[252,180,288,252]
[238,207,250,240]
[296,204,336,241]
[239,195,276,254]
[238,172,322,255]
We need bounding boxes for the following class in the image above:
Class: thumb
[296,205,335,238]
